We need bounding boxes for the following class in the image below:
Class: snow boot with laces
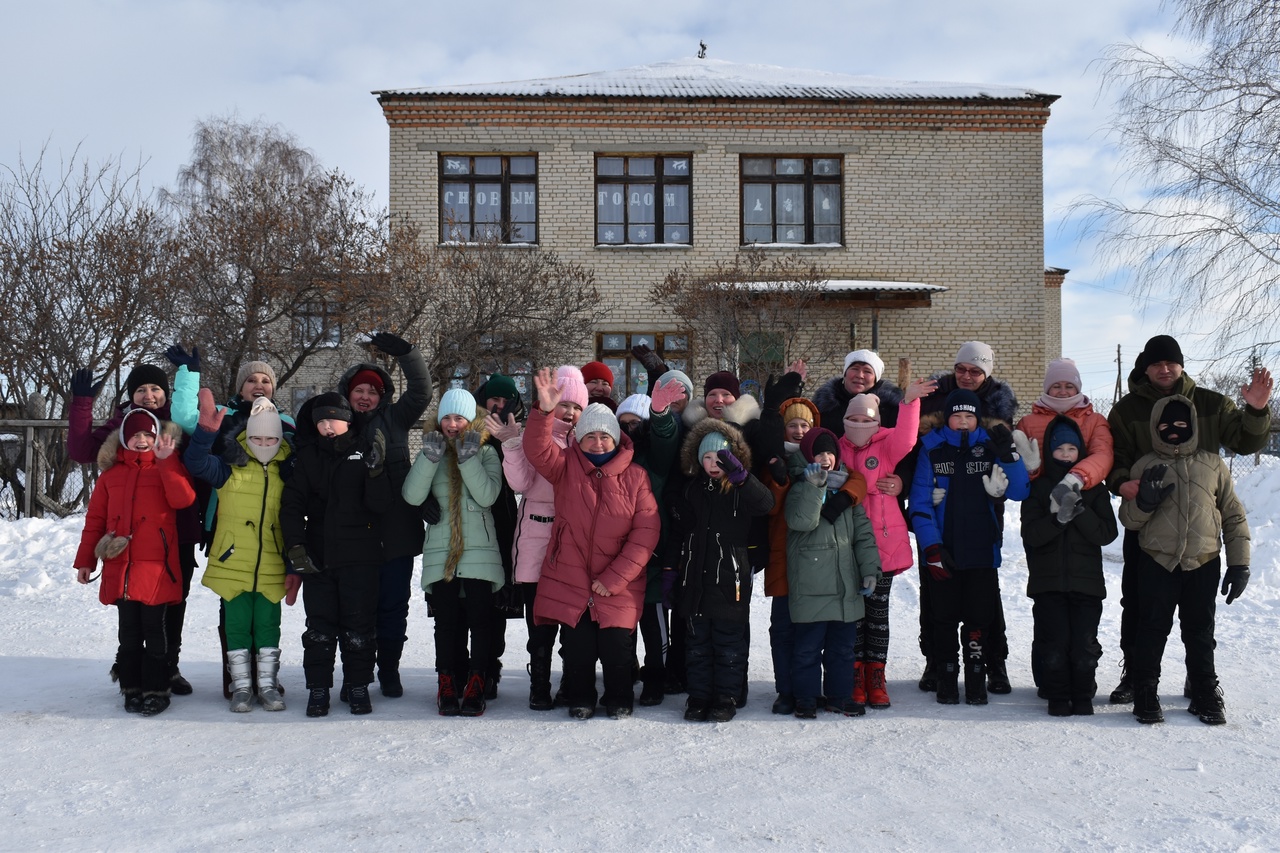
[866,662,891,709]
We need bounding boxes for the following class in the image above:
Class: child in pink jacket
[837,376,935,708]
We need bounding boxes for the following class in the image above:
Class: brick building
[370,58,1061,409]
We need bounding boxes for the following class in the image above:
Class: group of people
[72,332,1272,726]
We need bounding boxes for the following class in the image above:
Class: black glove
[366,429,386,478]
[630,342,667,376]
[165,343,201,373]
[286,545,320,575]
[987,423,1016,463]
[370,332,413,357]
[1221,565,1250,605]
[820,490,854,523]
[422,493,442,526]
[763,371,804,413]
[70,367,104,399]
[1135,464,1175,513]
[768,456,789,486]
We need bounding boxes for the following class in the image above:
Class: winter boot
[851,662,867,706]
[918,660,937,692]
[122,688,144,714]
[866,662,891,709]
[528,647,554,711]
[684,696,710,722]
[169,666,193,696]
[460,671,487,717]
[935,661,960,705]
[708,695,737,722]
[771,693,796,715]
[569,704,596,720]
[141,692,171,716]
[437,673,462,717]
[1188,683,1226,726]
[986,660,1011,695]
[377,639,405,698]
[1071,697,1094,716]
[965,660,988,706]
[347,683,373,715]
[793,699,819,719]
[256,647,286,711]
[166,600,191,695]
[1047,699,1073,717]
[1109,664,1134,705]
[306,686,331,718]
[227,649,254,713]
[1132,684,1164,724]
[484,668,501,702]
[638,665,666,706]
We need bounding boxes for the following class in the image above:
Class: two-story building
[368,57,1060,408]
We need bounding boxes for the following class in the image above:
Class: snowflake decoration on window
[604,229,617,241]
[637,228,649,240]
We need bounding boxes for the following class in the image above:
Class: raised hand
[456,432,482,463]
[649,378,686,414]
[164,343,201,373]
[70,367,104,399]
[1136,464,1174,512]
[197,388,225,433]
[716,449,748,486]
[982,465,1008,498]
[533,367,562,414]
[422,431,446,463]
[804,462,828,488]
[902,377,938,403]
[369,331,412,357]
[154,433,176,460]
[1241,367,1273,410]
[484,411,521,442]
[1013,430,1041,471]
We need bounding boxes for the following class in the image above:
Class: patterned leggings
[854,573,894,663]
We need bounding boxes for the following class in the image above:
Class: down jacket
[336,347,432,559]
[523,407,660,631]
[402,412,505,593]
[1016,398,1114,489]
[183,423,292,604]
[837,397,921,574]
[502,416,574,583]
[1119,395,1250,572]
[669,419,774,622]
[1019,416,1118,599]
[74,424,196,607]
[785,473,883,624]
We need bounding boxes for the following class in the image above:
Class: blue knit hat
[438,387,478,422]
[698,431,730,457]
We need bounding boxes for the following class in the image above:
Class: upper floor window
[741,156,842,245]
[293,301,340,349]
[440,155,537,243]
[596,155,691,245]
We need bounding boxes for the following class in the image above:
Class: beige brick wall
[380,96,1056,418]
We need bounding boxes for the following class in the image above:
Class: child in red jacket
[75,410,196,716]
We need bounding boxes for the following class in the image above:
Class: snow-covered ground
[3,456,1278,852]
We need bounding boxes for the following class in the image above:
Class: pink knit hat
[556,365,589,409]
[1043,358,1082,393]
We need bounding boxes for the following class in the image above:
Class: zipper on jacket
[585,468,604,611]
[251,461,268,593]
[160,528,176,584]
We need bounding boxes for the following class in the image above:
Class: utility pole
[1113,345,1123,407]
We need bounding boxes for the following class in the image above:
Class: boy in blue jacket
[910,389,1029,705]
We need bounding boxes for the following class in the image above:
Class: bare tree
[1080,0,1280,364]
[651,249,846,388]
[363,221,609,396]
[164,116,387,398]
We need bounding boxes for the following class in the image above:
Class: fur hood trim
[680,417,752,478]
[337,362,397,408]
[682,393,763,429]
[96,419,183,472]
[920,370,1017,433]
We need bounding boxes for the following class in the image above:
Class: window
[737,331,786,399]
[741,156,842,245]
[440,155,537,243]
[293,302,340,348]
[596,332,691,398]
[596,155,692,245]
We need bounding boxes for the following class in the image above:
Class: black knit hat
[1138,335,1184,370]
[945,389,981,421]
[310,392,352,425]
[125,364,169,400]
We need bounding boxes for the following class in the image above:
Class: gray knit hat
[657,368,694,401]
[954,341,994,377]
[574,402,620,444]
[236,360,278,393]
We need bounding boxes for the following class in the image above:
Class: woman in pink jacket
[492,365,588,711]
[837,376,935,709]
[523,367,661,719]
[1015,358,1115,500]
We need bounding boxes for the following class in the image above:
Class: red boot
[866,662,891,709]
[852,662,867,705]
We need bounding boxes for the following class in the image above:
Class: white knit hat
[843,349,885,381]
[616,394,651,421]
[955,341,994,376]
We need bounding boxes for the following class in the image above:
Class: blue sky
[5,0,1225,402]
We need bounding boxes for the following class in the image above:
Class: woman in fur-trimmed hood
[401,387,505,714]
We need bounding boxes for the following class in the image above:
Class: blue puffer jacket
[909,425,1029,570]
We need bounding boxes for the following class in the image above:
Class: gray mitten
[422,431,446,463]
[456,432,481,464]
[1055,488,1085,523]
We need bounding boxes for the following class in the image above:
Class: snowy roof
[376,58,1055,102]
[735,279,947,294]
